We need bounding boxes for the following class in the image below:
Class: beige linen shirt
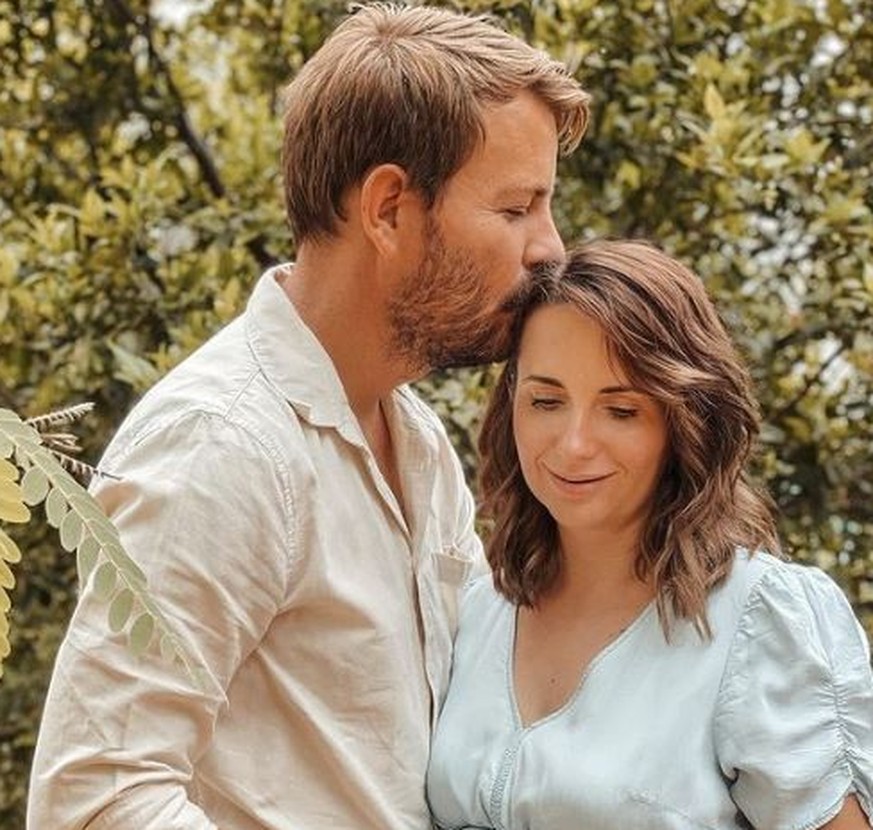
[28,267,483,830]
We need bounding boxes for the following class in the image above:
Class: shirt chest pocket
[433,548,475,639]
[417,545,479,713]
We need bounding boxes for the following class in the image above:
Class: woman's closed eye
[531,396,563,410]
[608,406,639,419]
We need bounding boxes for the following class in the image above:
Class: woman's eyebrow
[518,374,564,387]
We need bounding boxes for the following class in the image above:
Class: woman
[427,239,872,829]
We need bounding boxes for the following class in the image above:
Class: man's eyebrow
[495,184,553,201]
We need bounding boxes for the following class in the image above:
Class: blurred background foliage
[1,0,871,822]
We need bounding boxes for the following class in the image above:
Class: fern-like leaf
[0,455,26,679]
[24,402,95,431]
[24,404,117,485]
[53,451,119,484]
[0,407,206,689]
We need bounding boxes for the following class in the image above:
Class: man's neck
[280,244,415,421]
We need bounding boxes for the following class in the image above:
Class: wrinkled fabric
[428,551,873,830]
[28,266,483,830]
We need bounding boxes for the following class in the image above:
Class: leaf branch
[0,408,206,688]
[104,0,278,270]
[771,342,848,421]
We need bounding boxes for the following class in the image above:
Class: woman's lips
[547,470,614,489]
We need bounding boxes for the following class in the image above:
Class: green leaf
[0,528,22,564]
[89,520,121,549]
[0,475,23,503]
[20,465,50,505]
[703,83,726,120]
[60,510,84,551]
[129,613,155,655]
[0,458,18,480]
[784,128,828,165]
[93,561,117,600]
[45,487,67,528]
[0,495,30,524]
[108,588,134,633]
[105,541,147,586]
[160,634,177,662]
[108,340,162,391]
[0,559,14,590]
[68,491,107,522]
[77,537,100,582]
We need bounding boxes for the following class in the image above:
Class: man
[28,5,589,828]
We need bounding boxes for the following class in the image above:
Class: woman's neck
[546,525,654,613]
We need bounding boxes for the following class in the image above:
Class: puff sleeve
[714,562,873,830]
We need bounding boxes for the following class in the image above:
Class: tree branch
[771,341,847,421]
[104,0,278,269]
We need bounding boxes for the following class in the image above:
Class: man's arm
[28,412,292,829]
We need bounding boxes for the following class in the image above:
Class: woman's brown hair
[479,238,780,636]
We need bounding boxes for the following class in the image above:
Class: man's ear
[359,163,423,256]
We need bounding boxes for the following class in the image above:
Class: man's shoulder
[101,318,309,469]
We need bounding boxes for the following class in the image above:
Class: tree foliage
[1,0,870,822]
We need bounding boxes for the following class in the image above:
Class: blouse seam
[821,617,855,793]
[712,561,773,755]
[505,604,522,731]
[715,560,864,829]
[795,566,860,817]
[815,592,866,827]
[793,782,854,830]
[508,602,658,733]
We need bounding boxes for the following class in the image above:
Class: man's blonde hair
[282,3,590,242]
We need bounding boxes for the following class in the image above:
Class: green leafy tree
[1,0,870,823]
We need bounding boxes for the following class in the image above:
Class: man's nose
[523,209,565,270]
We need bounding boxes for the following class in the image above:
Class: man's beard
[387,220,547,372]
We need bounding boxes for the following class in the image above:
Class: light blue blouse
[427,552,873,829]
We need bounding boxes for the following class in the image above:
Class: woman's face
[512,303,670,546]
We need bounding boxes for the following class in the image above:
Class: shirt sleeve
[714,560,873,830]
[27,411,294,830]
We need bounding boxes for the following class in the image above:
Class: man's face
[387,91,564,371]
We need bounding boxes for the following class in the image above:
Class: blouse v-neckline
[506,598,657,730]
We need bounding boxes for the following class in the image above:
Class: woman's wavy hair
[479,238,780,636]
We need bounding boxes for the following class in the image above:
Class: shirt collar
[244,264,358,435]
[244,265,439,452]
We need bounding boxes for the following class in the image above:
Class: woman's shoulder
[460,572,508,614]
[723,548,870,684]
[709,549,864,642]
[712,551,873,828]
[455,573,514,639]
